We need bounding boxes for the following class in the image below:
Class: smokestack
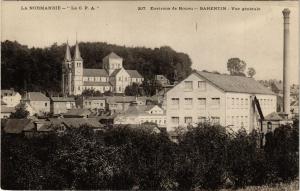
[282,8,291,116]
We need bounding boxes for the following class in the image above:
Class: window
[78,86,80,90]
[241,98,244,107]
[198,81,206,91]
[119,77,122,81]
[184,98,193,109]
[171,117,179,124]
[198,98,206,109]
[125,77,127,81]
[236,98,239,108]
[171,98,179,109]
[45,102,47,107]
[211,98,220,108]
[232,98,234,107]
[211,117,220,125]
[198,116,206,123]
[184,81,193,91]
[184,117,192,124]
[245,98,248,106]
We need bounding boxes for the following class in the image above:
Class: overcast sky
[2,1,299,84]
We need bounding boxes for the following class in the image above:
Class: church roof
[64,42,72,61]
[104,52,122,60]
[195,71,275,95]
[127,70,143,78]
[83,81,112,87]
[73,41,83,61]
[83,69,109,77]
[110,69,122,77]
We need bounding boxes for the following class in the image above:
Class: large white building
[166,71,277,132]
[62,41,144,95]
[1,89,21,107]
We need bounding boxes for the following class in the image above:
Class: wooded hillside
[1,40,192,93]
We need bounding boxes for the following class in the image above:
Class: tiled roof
[83,81,112,87]
[83,69,109,77]
[4,119,34,134]
[23,92,50,101]
[121,105,165,116]
[264,112,285,121]
[1,106,16,113]
[110,69,122,77]
[195,71,275,95]
[50,97,75,102]
[273,82,283,91]
[85,96,106,100]
[104,52,122,59]
[105,96,136,104]
[126,70,143,78]
[63,108,92,117]
[48,118,104,129]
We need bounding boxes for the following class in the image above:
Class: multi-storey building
[1,89,22,107]
[50,97,76,114]
[62,41,144,95]
[166,71,277,132]
[21,92,50,116]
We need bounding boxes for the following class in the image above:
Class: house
[62,41,144,95]
[21,92,50,116]
[155,75,170,87]
[50,97,76,114]
[83,96,106,110]
[262,112,293,133]
[47,118,105,132]
[166,71,277,132]
[271,81,283,95]
[62,108,92,118]
[114,104,167,127]
[1,89,22,107]
[1,101,16,118]
[105,96,136,113]
[3,119,35,134]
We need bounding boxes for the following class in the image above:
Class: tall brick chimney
[282,8,291,116]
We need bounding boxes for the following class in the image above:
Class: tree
[124,83,141,96]
[227,58,246,76]
[247,67,256,78]
[10,105,29,119]
[82,89,102,97]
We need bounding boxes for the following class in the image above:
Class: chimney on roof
[282,8,291,116]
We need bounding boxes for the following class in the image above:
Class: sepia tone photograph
[1,0,299,190]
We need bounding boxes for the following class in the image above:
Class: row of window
[227,116,249,128]
[84,77,108,82]
[184,81,206,91]
[104,63,121,69]
[84,101,104,107]
[140,119,166,125]
[170,97,220,109]
[171,116,220,125]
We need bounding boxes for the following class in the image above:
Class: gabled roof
[83,69,109,77]
[264,112,287,121]
[105,96,136,104]
[104,52,122,60]
[4,119,34,134]
[23,92,50,101]
[272,82,283,91]
[85,96,106,101]
[195,71,275,95]
[50,97,75,102]
[48,118,104,129]
[63,108,92,117]
[155,75,168,81]
[83,81,112,87]
[110,69,122,77]
[121,105,165,116]
[126,70,143,78]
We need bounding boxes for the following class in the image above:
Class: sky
[2,1,299,84]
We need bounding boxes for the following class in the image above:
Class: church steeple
[64,41,72,61]
[73,41,82,61]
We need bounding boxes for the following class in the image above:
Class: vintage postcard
[1,0,299,190]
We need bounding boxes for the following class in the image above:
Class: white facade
[115,105,167,127]
[166,72,277,132]
[1,90,21,107]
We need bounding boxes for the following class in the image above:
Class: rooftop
[127,70,143,78]
[83,69,109,77]
[195,71,275,95]
[1,89,18,97]
[23,92,50,101]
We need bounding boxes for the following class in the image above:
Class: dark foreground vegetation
[1,123,298,190]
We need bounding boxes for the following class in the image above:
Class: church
[62,41,144,95]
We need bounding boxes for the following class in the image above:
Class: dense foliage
[1,40,192,94]
[1,124,298,190]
